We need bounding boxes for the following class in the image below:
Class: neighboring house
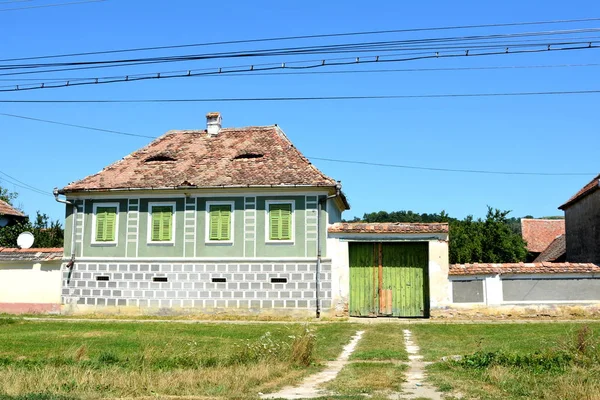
[533,234,566,262]
[0,247,63,313]
[520,218,565,261]
[559,173,600,264]
[0,199,26,227]
[55,112,451,317]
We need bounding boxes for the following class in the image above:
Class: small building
[0,199,26,227]
[520,218,565,261]
[0,247,63,313]
[559,174,600,264]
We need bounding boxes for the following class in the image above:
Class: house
[0,247,63,313]
[0,199,26,227]
[54,112,451,318]
[520,218,565,261]
[559,173,600,264]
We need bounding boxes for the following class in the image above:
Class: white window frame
[205,201,235,245]
[147,202,176,245]
[265,200,295,244]
[91,202,120,246]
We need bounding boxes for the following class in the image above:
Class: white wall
[0,262,62,305]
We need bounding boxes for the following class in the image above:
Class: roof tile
[328,222,449,234]
[62,125,339,192]
[521,219,565,253]
[533,234,566,262]
[0,200,25,217]
[449,261,600,275]
[559,173,600,210]
[0,247,63,262]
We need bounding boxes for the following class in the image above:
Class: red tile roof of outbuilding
[328,222,449,234]
[0,200,25,217]
[0,247,63,262]
[533,234,566,262]
[449,262,600,275]
[559,173,600,210]
[521,219,565,253]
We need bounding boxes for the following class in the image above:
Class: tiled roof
[449,262,600,275]
[328,222,449,234]
[533,234,566,262]
[62,125,341,193]
[521,219,565,253]
[0,200,25,217]
[559,173,600,210]
[0,247,63,262]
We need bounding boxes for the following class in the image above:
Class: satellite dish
[17,232,34,249]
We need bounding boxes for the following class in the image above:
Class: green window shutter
[151,206,173,241]
[96,206,117,242]
[209,205,231,240]
[269,203,292,240]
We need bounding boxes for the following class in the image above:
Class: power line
[2,43,597,92]
[0,170,53,196]
[3,17,600,62]
[0,62,598,82]
[0,0,104,11]
[0,112,156,138]
[2,89,600,103]
[1,112,595,177]
[2,28,599,73]
[307,157,597,176]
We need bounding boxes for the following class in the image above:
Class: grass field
[410,322,600,400]
[2,318,600,400]
[0,318,359,399]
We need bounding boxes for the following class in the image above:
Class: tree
[0,185,63,248]
[350,207,528,264]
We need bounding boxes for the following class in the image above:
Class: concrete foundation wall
[0,261,62,314]
[62,260,331,316]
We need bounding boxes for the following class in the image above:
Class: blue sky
[1,0,599,223]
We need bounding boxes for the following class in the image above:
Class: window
[267,201,293,241]
[93,203,119,244]
[149,203,175,243]
[207,202,233,242]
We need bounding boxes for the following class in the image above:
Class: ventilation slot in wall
[270,278,288,283]
[153,277,168,282]
[96,276,110,281]
[211,277,227,283]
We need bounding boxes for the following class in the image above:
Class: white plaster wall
[0,262,62,304]
[328,237,349,315]
[428,239,451,308]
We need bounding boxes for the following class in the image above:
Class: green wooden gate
[349,242,429,318]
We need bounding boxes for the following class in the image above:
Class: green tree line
[350,207,528,264]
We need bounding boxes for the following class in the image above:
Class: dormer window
[145,154,176,163]
[233,153,264,160]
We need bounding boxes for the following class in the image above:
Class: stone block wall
[61,261,332,315]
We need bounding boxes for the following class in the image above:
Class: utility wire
[1,89,599,103]
[0,62,598,82]
[2,28,599,72]
[307,157,597,176]
[0,112,595,177]
[2,43,597,92]
[3,17,600,62]
[0,0,104,11]
[0,170,53,196]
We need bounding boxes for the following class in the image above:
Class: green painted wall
[69,193,336,259]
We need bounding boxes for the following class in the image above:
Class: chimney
[206,112,222,136]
